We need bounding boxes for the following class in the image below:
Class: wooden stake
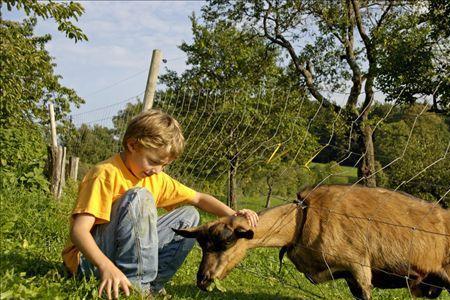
[48,103,66,199]
[143,49,162,111]
[69,156,79,180]
[57,146,66,199]
[50,146,62,198]
[49,104,58,148]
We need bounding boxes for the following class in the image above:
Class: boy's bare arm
[188,192,259,227]
[71,213,131,299]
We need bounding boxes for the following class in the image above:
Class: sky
[3,1,205,124]
[3,0,383,127]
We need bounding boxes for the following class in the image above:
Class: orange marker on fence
[267,143,282,164]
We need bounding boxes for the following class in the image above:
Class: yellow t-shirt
[62,153,196,274]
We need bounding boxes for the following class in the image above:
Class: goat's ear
[172,227,199,238]
[234,228,254,240]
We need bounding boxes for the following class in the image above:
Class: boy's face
[123,139,172,179]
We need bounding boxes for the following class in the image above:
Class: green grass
[338,165,358,179]
[1,184,448,299]
[309,163,359,184]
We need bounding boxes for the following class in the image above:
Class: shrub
[0,126,48,191]
[375,106,450,207]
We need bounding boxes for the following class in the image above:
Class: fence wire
[67,86,450,298]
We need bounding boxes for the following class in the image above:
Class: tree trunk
[265,176,273,208]
[359,121,377,187]
[432,93,438,112]
[357,66,377,187]
[227,154,238,210]
[351,0,379,187]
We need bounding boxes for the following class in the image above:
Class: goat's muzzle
[197,273,212,291]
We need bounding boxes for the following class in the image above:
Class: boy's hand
[234,209,259,227]
[70,213,132,299]
[98,262,132,299]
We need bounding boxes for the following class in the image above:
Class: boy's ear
[126,138,138,153]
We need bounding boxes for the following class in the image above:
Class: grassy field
[1,183,448,299]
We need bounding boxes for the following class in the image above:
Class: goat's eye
[203,226,238,252]
[207,234,237,252]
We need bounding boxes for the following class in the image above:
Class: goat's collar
[279,199,308,273]
[293,198,308,209]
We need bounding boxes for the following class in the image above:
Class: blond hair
[122,109,185,159]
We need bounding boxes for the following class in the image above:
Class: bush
[236,161,358,200]
[0,126,48,191]
[375,106,450,207]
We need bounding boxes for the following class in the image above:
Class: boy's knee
[115,187,157,219]
[123,188,155,205]
[178,206,200,227]
[130,187,154,200]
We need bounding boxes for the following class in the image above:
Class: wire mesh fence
[66,86,450,298]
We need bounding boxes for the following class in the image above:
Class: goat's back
[295,185,450,275]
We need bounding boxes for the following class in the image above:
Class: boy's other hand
[98,262,132,299]
[234,209,259,227]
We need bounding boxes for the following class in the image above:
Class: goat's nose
[197,272,208,283]
[197,273,212,290]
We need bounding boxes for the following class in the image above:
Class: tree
[65,124,117,166]
[2,0,87,42]
[160,17,318,208]
[427,0,450,39]
[202,0,446,188]
[1,1,87,189]
[111,100,144,141]
[375,105,450,207]
[376,2,450,112]
[1,0,87,128]
[60,100,143,179]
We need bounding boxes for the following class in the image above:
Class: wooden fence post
[49,103,58,149]
[48,104,66,199]
[69,156,80,180]
[50,146,62,198]
[57,146,66,198]
[143,49,162,111]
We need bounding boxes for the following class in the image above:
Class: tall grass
[0,183,441,299]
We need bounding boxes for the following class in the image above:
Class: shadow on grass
[167,283,306,300]
[0,251,66,278]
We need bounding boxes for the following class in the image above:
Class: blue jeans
[78,188,200,292]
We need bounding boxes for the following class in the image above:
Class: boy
[62,109,258,299]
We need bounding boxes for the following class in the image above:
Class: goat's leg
[348,265,372,300]
[411,281,442,299]
[345,277,365,300]
[443,264,450,292]
[413,269,450,299]
[307,269,350,284]
[425,267,450,296]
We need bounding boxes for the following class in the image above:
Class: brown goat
[174,185,450,299]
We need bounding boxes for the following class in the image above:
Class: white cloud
[3,1,204,117]
[56,2,201,70]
